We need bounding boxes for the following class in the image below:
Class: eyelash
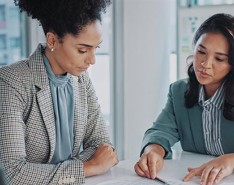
[78,50,87,54]
[216,58,224,62]
[198,50,205,55]
[197,50,225,62]
[78,46,100,54]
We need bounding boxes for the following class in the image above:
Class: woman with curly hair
[0,0,118,184]
[135,13,234,185]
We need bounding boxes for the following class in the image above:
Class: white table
[85,151,234,185]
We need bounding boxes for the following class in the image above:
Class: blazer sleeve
[141,83,180,159]
[0,70,85,185]
[80,73,112,159]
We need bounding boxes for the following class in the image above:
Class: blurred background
[1,0,234,160]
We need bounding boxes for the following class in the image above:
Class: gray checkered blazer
[0,44,112,185]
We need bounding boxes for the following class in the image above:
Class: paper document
[87,152,234,185]
[97,175,234,185]
[96,176,197,185]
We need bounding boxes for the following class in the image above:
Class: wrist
[144,144,166,158]
[84,160,97,177]
[228,153,234,170]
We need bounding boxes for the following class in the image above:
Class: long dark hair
[185,13,234,121]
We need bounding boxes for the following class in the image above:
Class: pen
[154,177,171,185]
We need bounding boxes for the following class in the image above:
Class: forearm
[144,144,166,158]
[0,114,85,185]
[74,147,96,162]
[0,157,85,185]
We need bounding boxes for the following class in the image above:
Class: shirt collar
[198,83,225,109]
[42,53,72,87]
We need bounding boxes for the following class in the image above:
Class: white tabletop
[85,151,234,185]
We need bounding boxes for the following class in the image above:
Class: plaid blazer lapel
[71,75,87,156]
[28,44,56,162]
[36,88,56,161]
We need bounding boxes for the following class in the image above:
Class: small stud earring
[51,48,54,52]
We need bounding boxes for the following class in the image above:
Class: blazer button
[58,178,63,185]
[64,177,69,183]
[70,176,75,183]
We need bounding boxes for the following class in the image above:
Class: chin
[71,71,85,76]
[197,79,211,85]
[196,76,210,84]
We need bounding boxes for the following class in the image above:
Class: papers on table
[87,152,234,185]
[96,175,197,185]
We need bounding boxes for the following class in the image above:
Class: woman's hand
[134,144,165,179]
[183,154,234,185]
[84,143,118,177]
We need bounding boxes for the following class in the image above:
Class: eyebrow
[76,41,103,48]
[199,44,228,57]
[77,44,93,48]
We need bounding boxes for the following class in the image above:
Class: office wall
[123,0,176,159]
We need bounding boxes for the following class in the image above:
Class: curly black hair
[14,0,111,38]
[185,13,234,121]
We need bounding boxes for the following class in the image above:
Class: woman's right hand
[134,144,165,179]
[84,143,118,177]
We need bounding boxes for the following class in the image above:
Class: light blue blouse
[43,54,74,164]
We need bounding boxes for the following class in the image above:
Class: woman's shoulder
[169,79,189,97]
[171,78,189,90]
[0,60,31,86]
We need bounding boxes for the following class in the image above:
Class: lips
[200,71,209,75]
[79,66,89,71]
[197,68,211,77]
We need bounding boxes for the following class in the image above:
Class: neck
[204,83,222,99]
[44,47,61,75]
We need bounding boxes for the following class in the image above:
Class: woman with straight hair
[135,13,234,185]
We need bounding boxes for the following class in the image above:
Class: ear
[46,32,57,51]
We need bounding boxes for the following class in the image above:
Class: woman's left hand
[183,153,234,185]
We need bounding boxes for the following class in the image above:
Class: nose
[201,56,212,69]
[85,50,96,65]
